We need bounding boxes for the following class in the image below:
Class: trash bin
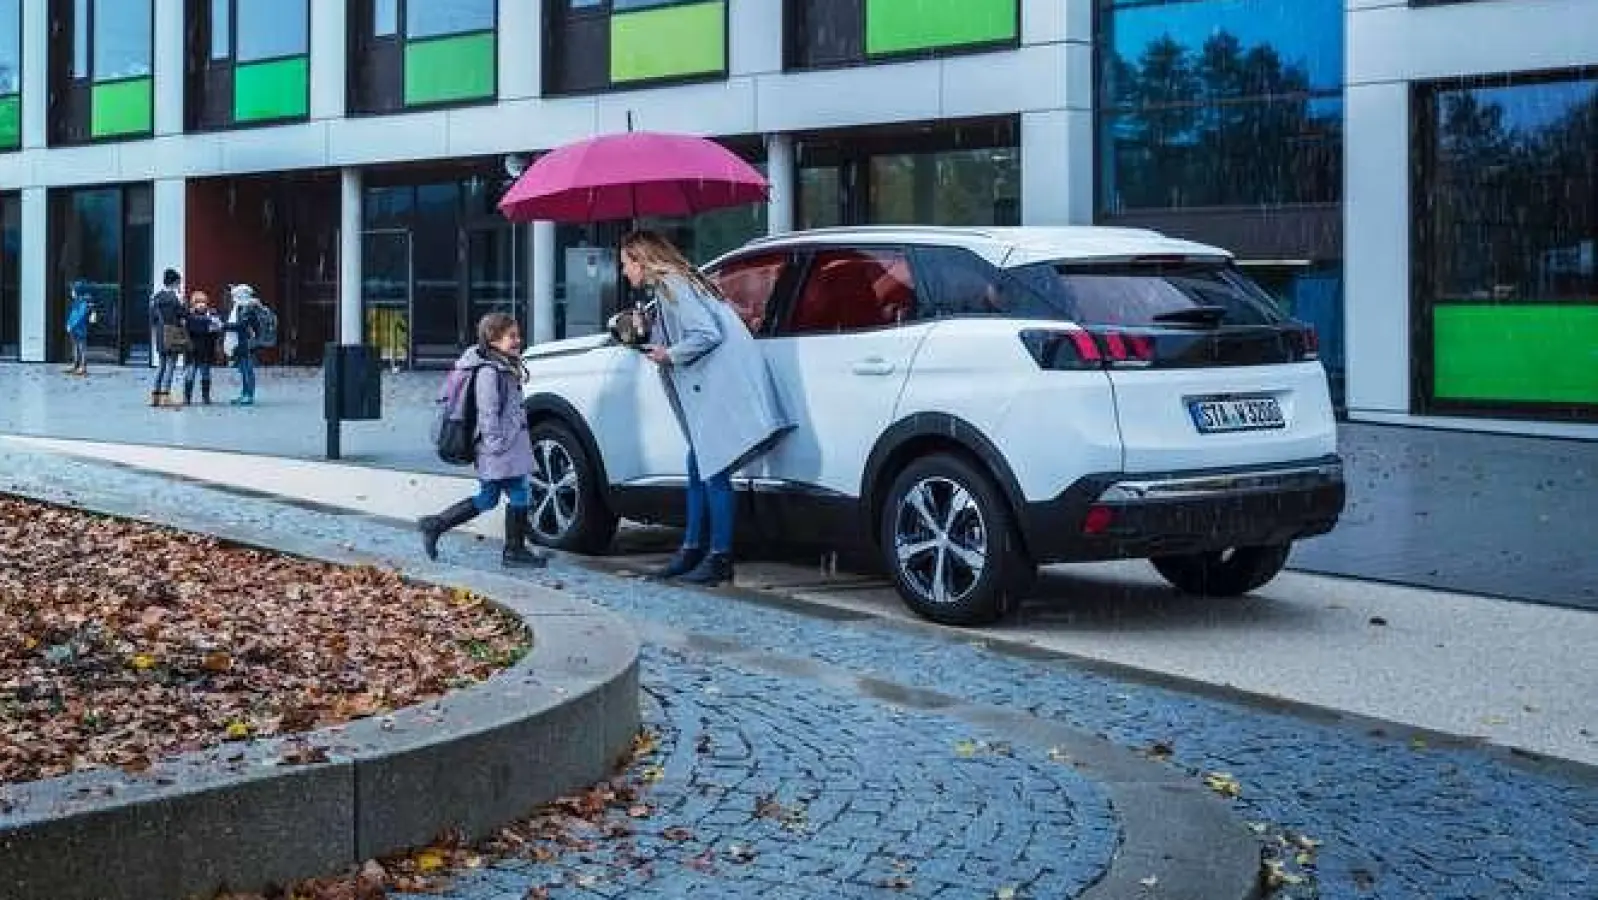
[324,344,382,422]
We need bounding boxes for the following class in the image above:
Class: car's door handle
[851,357,896,376]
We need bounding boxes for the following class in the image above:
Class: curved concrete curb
[0,492,641,900]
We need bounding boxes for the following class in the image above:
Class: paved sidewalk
[2,362,1596,610]
[3,440,1593,899]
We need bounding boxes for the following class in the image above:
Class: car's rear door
[1011,258,1336,473]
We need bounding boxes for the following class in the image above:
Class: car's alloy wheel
[1150,543,1292,597]
[525,419,618,554]
[880,454,1026,626]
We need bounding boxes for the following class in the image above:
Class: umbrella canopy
[498,131,769,224]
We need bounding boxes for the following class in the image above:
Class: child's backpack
[432,364,489,466]
[251,304,279,349]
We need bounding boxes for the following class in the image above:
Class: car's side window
[913,246,1030,320]
[783,247,918,335]
[710,253,788,334]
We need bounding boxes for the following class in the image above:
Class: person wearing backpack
[417,312,548,569]
[63,279,95,377]
[222,283,265,406]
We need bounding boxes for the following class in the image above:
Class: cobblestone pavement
[4,444,1595,899]
[3,362,1597,610]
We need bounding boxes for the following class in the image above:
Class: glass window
[407,0,494,39]
[73,0,89,78]
[0,0,18,93]
[913,247,1042,319]
[868,148,1020,226]
[210,0,230,59]
[374,0,398,36]
[93,0,152,81]
[235,0,307,62]
[785,248,918,334]
[1010,262,1285,327]
[710,253,787,332]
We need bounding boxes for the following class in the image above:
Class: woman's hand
[644,345,672,366]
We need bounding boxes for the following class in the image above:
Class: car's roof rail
[740,225,1007,247]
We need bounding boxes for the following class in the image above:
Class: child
[182,291,223,405]
[63,280,94,377]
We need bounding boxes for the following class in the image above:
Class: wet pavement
[2,362,1596,611]
[3,440,1595,899]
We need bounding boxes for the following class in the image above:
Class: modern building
[0,0,1593,436]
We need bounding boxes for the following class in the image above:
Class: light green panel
[0,95,17,151]
[405,32,496,106]
[234,56,309,122]
[91,77,153,138]
[1434,304,1598,405]
[866,0,1017,56]
[611,1,725,83]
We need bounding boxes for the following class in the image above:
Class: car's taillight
[1019,327,1155,370]
[1288,324,1319,362]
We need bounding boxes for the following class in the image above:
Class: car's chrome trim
[1096,462,1343,503]
[616,476,851,498]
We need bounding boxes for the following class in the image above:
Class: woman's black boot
[651,547,705,580]
[502,506,548,568]
[419,499,480,560]
[679,552,734,587]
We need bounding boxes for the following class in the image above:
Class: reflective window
[1096,0,1343,212]
[0,0,19,93]
[710,253,788,332]
[868,147,1020,226]
[235,0,307,62]
[73,0,88,78]
[210,0,230,59]
[913,246,1039,320]
[407,0,494,39]
[374,0,397,36]
[786,248,918,334]
[93,0,152,81]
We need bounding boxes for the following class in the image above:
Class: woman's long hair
[621,230,724,304]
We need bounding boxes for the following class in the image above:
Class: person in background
[222,284,262,406]
[63,280,94,377]
[417,313,548,570]
[148,268,187,407]
[182,291,222,405]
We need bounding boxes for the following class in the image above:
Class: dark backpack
[432,364,489,466]
[250,304,279,349]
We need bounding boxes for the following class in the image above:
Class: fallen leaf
[662,826,694,842]
[413,850,445,873]
[1139,875,1158,888]
[130,653,156,671]
[996,886,1018,899]
[954,740,979,758]
[224,721,251,740]
[1203,771,1242,799]
[882,875,913,890]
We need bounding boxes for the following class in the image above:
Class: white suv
[520,226,1344,626]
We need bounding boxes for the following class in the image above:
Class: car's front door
[754,245,934,510]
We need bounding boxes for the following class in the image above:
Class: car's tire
[879,453,1027,626]
[1150,544,1292,597]
[526,419,618,554]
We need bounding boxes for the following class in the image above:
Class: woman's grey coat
[649,273,795,478]
[457,345,534,483]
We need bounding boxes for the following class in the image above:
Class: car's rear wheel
[879,454,1027,626]
[1150,544,1292,597]
[526,420,618,554]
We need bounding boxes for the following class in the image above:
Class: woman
[417,312,547,569]
[148,268,187,407]
[221,284,261,406]
[182,291,223,405]
[623,230,794,586]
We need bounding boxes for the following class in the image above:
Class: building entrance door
[361,229,412,369]
[466,224,525,340]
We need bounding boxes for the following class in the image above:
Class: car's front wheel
[1150,544,1292,597]
[879,454,1027,626]
[526,420,618,554]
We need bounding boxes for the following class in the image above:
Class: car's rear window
[1008,262,1287,327]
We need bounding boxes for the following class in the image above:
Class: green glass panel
[1434,304,1598,405]
[404,32,495,106]
[234,56,308,123]
[0,95,18,151]
[865,0,1016,56]
[611,1,725,83]
[91,77,152,138]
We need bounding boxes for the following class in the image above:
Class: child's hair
[477,312,520,347]
[190,290,209,307]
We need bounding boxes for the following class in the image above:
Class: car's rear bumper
[1020,455,1345,563]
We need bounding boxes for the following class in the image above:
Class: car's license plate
[1189,396,1285,433]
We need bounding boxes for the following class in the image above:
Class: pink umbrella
[498,131,769,223]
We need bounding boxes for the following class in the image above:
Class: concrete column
[500,0,540,100]
[532,221,556,344]
[150,178,186,368]
[1343,82,1412,416]
[1021,109,1093,226]
[19,187,47,361]
[153,0,184,135]
[339,168,363,344]
[764,133,795,235]
[310,0,348,119]
[20,0,46,149]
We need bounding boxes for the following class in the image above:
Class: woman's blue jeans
[683,451,734,554]
[235,349,256,399]
[153,352,180,392]
[474,476,531,512]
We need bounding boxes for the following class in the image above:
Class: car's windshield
[1007,262,1287,327]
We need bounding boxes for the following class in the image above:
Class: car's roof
[719,225,1233,269]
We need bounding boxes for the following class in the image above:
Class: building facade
[0,0,1593,436]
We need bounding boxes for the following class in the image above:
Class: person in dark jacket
[148,268,187,407]
[417,313,547,569]
[63,280,94,377]
[182,291,223,405]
